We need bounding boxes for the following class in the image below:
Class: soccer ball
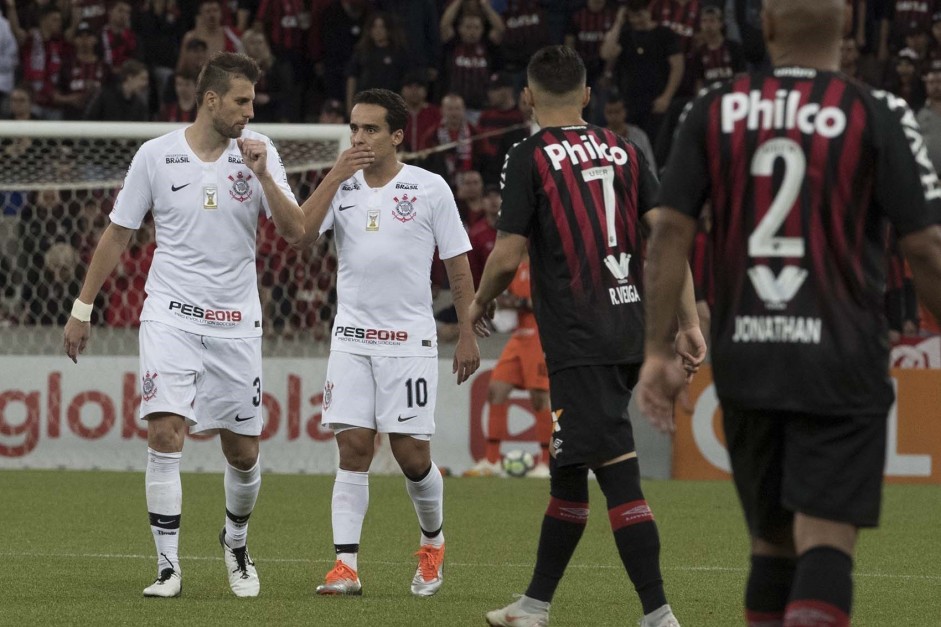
[501,449,536,478]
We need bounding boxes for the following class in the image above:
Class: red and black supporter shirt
[498,125,658,373]
[649,0,700,55]
[694,39,746,85]
[657,67,941,415]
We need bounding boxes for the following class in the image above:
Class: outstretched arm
[238,137,306,247]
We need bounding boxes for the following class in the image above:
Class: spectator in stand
[181,0,242,59]
[252,0,310,113]
[102,222,155,327]
[649,0,701,99]
[918,60,941,173]
[1,86,41,181]
[158,70,197,122]
[18,188,70,287]
[475,71,525,186]
[565,0,617,124]
[499,0,550,79]
[466,183,500,286]
[886,47,926,111]
[375,0,441,84]
[0,9,17,115]
[134,0,184,96]
[441,4,505,118]
[175,37,209,79]
[420,93,477,186]
[71,0,108,32]
[401,69,441,152]
[242,29,294,122]
[929,12,941,60]
[879,0,936,61]
[456,169,485,226]
[22,241,87,326]
[319,98,345,123]
[602,94,656,174]
[83,58,150,121]
[8,4,69,119]
[55,21,104,120]
[317,0,370,103]
[100,0,137,75]
[600,1,683,145]
[693,5,745,91]
[722,0,767,70]
[345,12,410,113]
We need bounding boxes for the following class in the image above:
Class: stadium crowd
[0,0,940,338]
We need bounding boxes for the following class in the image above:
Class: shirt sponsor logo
[228,154,244,164]
[168,300,242,326]
[395,182,419,190]
[334,325,408,345]
[721,90,847,137]
[543,134,629,170]
[165,154,189,164]
[341,180,361,191]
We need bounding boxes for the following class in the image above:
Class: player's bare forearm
[474,232,528,305]
[643,208,697,358]
[443,253,481,383]
[676,264,700,330]
[78,223,135,304]
[901,225,941,323]
[258,172,305,247]
[443,253,476,336]
[297,173,342,248]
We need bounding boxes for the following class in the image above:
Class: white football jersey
[320,164,471,356]
[110,128,295,337]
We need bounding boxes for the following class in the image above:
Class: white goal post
[0,121,351,191]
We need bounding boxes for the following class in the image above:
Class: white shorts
[322,351,438,437]
[139,321,263,436]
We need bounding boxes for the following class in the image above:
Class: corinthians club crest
[228,171,253,202]
[142,371,159,401]
[392,195,417,222]
[323,380,333,411]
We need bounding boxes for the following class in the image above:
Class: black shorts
[723,408,887,540]
[548,364,640,468]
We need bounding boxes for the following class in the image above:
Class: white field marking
[2,551,940,581]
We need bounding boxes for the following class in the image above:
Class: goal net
[0,121,349,356]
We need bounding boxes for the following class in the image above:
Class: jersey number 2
[748,138,805,258]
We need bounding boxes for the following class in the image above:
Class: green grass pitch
[2,470,940,626]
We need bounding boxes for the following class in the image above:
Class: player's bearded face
[212,77,256,139]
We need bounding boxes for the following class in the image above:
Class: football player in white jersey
[63,53,306,599]
[296,88,480,598]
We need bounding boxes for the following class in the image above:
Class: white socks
[332,469,369,570]
[146,448,182,575]
[406,462,445,547]
[223,459,261,549]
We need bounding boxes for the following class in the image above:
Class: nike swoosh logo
[338,204,355,211]
[234,414,254,422]
[397,415,418,422]
[156,518,176,525]
[171,183,191,192]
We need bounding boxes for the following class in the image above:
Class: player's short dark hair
[527,45,586,96]
[352,88,408,134]
[196,52,261,107]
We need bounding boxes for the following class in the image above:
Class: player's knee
[549,459,589,502]
[146,414,185,452]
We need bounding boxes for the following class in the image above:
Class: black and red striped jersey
[658,67,941,415]
[649,0,700,55]
[498,125,658,373]
[694,39,745,84]
[567,5,617,75]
